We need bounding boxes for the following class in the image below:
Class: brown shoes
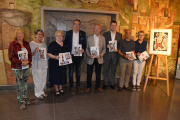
[86,88,91,92]
[76,87,83,93]
[97,88,103,92]
[117,87,123,92]
[19,101,26,110]
[86,88,103,92]
[70,89,75,94]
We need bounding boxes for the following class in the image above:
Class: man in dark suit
[64,19,86,94]
[102,21,122,90]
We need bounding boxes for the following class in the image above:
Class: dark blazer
[64,30,86,59]
[103,31,122,60]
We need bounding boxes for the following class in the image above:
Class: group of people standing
[8,19,148,110]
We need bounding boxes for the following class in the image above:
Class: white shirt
[71,31,79,54]
[110,31,116,41]
[94,33,99,46]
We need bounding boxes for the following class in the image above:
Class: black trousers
[87,58,102,88]
[69,56,82,88]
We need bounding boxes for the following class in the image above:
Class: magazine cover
[18,50,28,61]
[39,48,47,60]
[126,51,136,60]
[90,46,99,58]
[137,51,150,62]
[109,40,117,52]
[63,52,72,64]
[59,53,65,66]
[59,52,72,66]
[74,44,82,56]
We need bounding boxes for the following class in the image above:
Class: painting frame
[149,29,172,55]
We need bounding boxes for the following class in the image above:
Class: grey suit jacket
[103,31,122,60]
[86,34,106,65]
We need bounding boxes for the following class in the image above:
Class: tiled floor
[0,79,180,120]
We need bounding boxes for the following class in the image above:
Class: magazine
[74,44,82,56]
[126,51,136,60]
[63,52,72,64]
[59,52,72,66]
[109,40,117,52]
[39,48,47,60]
[90,46,99,58]
[18,50,28,61]
[137,51,150,62]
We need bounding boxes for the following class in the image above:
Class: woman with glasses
[29,29,48,100]
[47,30,67,96]
[132,31,149,91]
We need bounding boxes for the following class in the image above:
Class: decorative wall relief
[0,8,32,85]
[0,9,29,27]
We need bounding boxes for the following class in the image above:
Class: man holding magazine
[85,24,106,92]
[64,19,86,94]
[102,21,122,90]
[118,29,135,92]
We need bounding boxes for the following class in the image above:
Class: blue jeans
[69,56,82,88]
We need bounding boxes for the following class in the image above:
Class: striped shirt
[29,41,48,70]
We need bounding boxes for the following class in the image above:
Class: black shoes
[110,85,115,90]
[117,86,132,92]
[124,87,132,92]
[117,87,123,92]
[102,85,108,89]
[103,85,115,90]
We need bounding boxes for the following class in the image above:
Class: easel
[143,54,170,96]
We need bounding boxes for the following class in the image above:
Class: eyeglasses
[56,35,63,37]
[18,33,24,35]
[110,25,117,26]
[74,23,80,26]
[37,34,43,36]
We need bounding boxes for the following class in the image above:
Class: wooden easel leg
[157,56,160,79]
[153,56,158,85]
[166,56,169,96]
[143,55,154,92]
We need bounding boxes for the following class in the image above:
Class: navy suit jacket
[103,31,122,60]
[64,30,86,59]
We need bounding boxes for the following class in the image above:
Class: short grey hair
[34,29,44,36]
[138,31,145,37]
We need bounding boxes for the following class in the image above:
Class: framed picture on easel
[149,29,172,55]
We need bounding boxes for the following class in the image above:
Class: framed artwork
[149,29,172,55]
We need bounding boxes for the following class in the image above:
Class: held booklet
[109,40,117,52]
[59,52,72,66]
[90,46,99,58]
[137,51,150,62]
[39,48,47,60]
[126,51,136,60]
[18,50,28,61]
[74,44,82,56]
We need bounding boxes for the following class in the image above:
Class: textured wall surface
[0,0,180,85]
